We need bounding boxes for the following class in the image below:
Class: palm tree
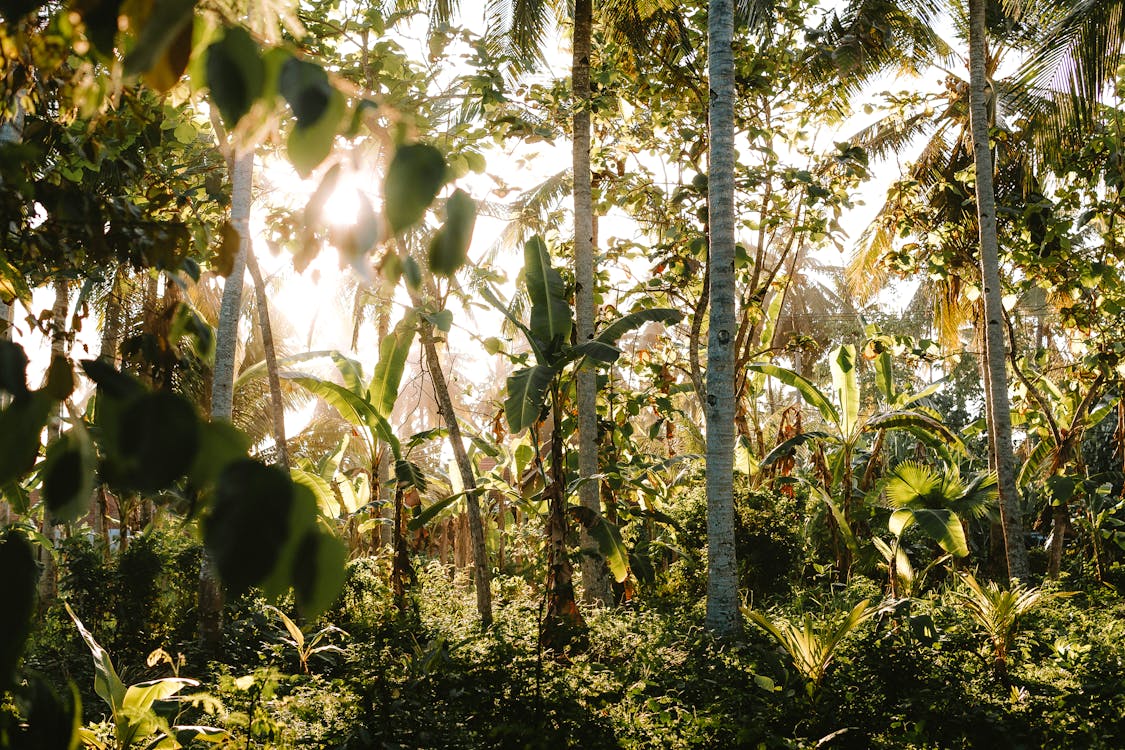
[968,0,1030,580]
[705,0,740,636]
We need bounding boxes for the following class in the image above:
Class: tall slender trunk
[704,0,740,635]
[572,0,613,608]
[411,288,493,628]
[376,309,393,547]
[542,394,586,651]
[201,150,253,650]
[38,278,69,606]
[245,248,289,470]
[968,0,1029,581]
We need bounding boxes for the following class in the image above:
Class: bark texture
[573,0,614,607]
[201,149,253,650]
[967,0,1030,580]
[704,0,741,635]
[412,287,493,629]
[245,247,289,470]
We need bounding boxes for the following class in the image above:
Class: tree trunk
[542,396,586,652]
[201,149,253,650]
[38,277,69,606]
[704,0,740,636]
[413,295,493,629]
[572,0,614,608]
[1047,503,1067,578]
[245,248,289,470]
[376,309,393,547]
[968,0,1030,581]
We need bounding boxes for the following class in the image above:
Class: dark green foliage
[0,531,37,692]
[384,144,446,234]
[671,477,804,601]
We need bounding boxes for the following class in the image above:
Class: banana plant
[954,574,1066,677]
[1012,367,1116,579]
[483,235,682,649]
[750,335,963,575]
[66,603,226,750]
[278,320,427,610]
[265,605,348,675]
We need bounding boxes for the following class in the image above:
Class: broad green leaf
[43,354,74,400]
[523,235,571,346]
[384,144,446,234]
[595,308,683,346]
[189,420,251,489]
[205,27,264,128]
[0,392,52,486]
[423,309,453,333]
[292,467,341,518]
[759,431,832,470]
[890,507,969,557]
[830,345,860,438]
[576,511,629,583]
[290,528,347,618]
[369,315,415,417]
[234,349,341,389]
[407,493,463,530]
[820,491,860,560]
[746,362,839,428]
[428,189,476,277]
[204,461,306,596]
[394,459,427,491]
[505,364,556,433]
[329,352,365,396]
[288,87,345,178]
[873,347,895,405]
[1046,475,1080,504]
[122,678,197,713]
[122,0,196,84]
[174,726,229,744]
[0,531,37,692]
[279,57,332,126]
[42,427,96,523]
[117,391,199,492]
[65,603,126,713]
[0,341,29,396]
[568,340,620,364]
[866,410,965,453]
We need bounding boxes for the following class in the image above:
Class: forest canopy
[4,0,1125,747]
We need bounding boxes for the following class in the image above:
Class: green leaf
[204,461,310,597]
[290,528,347,618]
[292,467,340,518]
[43,354,74,400]
[288,87,345,178]
[890,507,969,557]
[122,678,197,714]
[206,26,265,128]
[384,144,446,234]
[122,0,196,79]
[571,507,629,583]
[830,345,860,438]
[595,308,683,346]
[407,493,462,530]
[428,189,476,277]
[505,364,556,433]
[0,531,37,692]
[746,362,839,429]
[759,431,832,470]
[0,341,29,396]
[42,428,96,523]
[394,459,427,491]
[65,602,126,713]
[117,391,199,492]
[568,340,620,364]
[423,309,453,333]
[403,256,423,291]
[523,235,571,346]
[866,410,965,452]
[0,393,53,486]
[189,420,251,489]
[278,57,332,127]
[368,315,416,418]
